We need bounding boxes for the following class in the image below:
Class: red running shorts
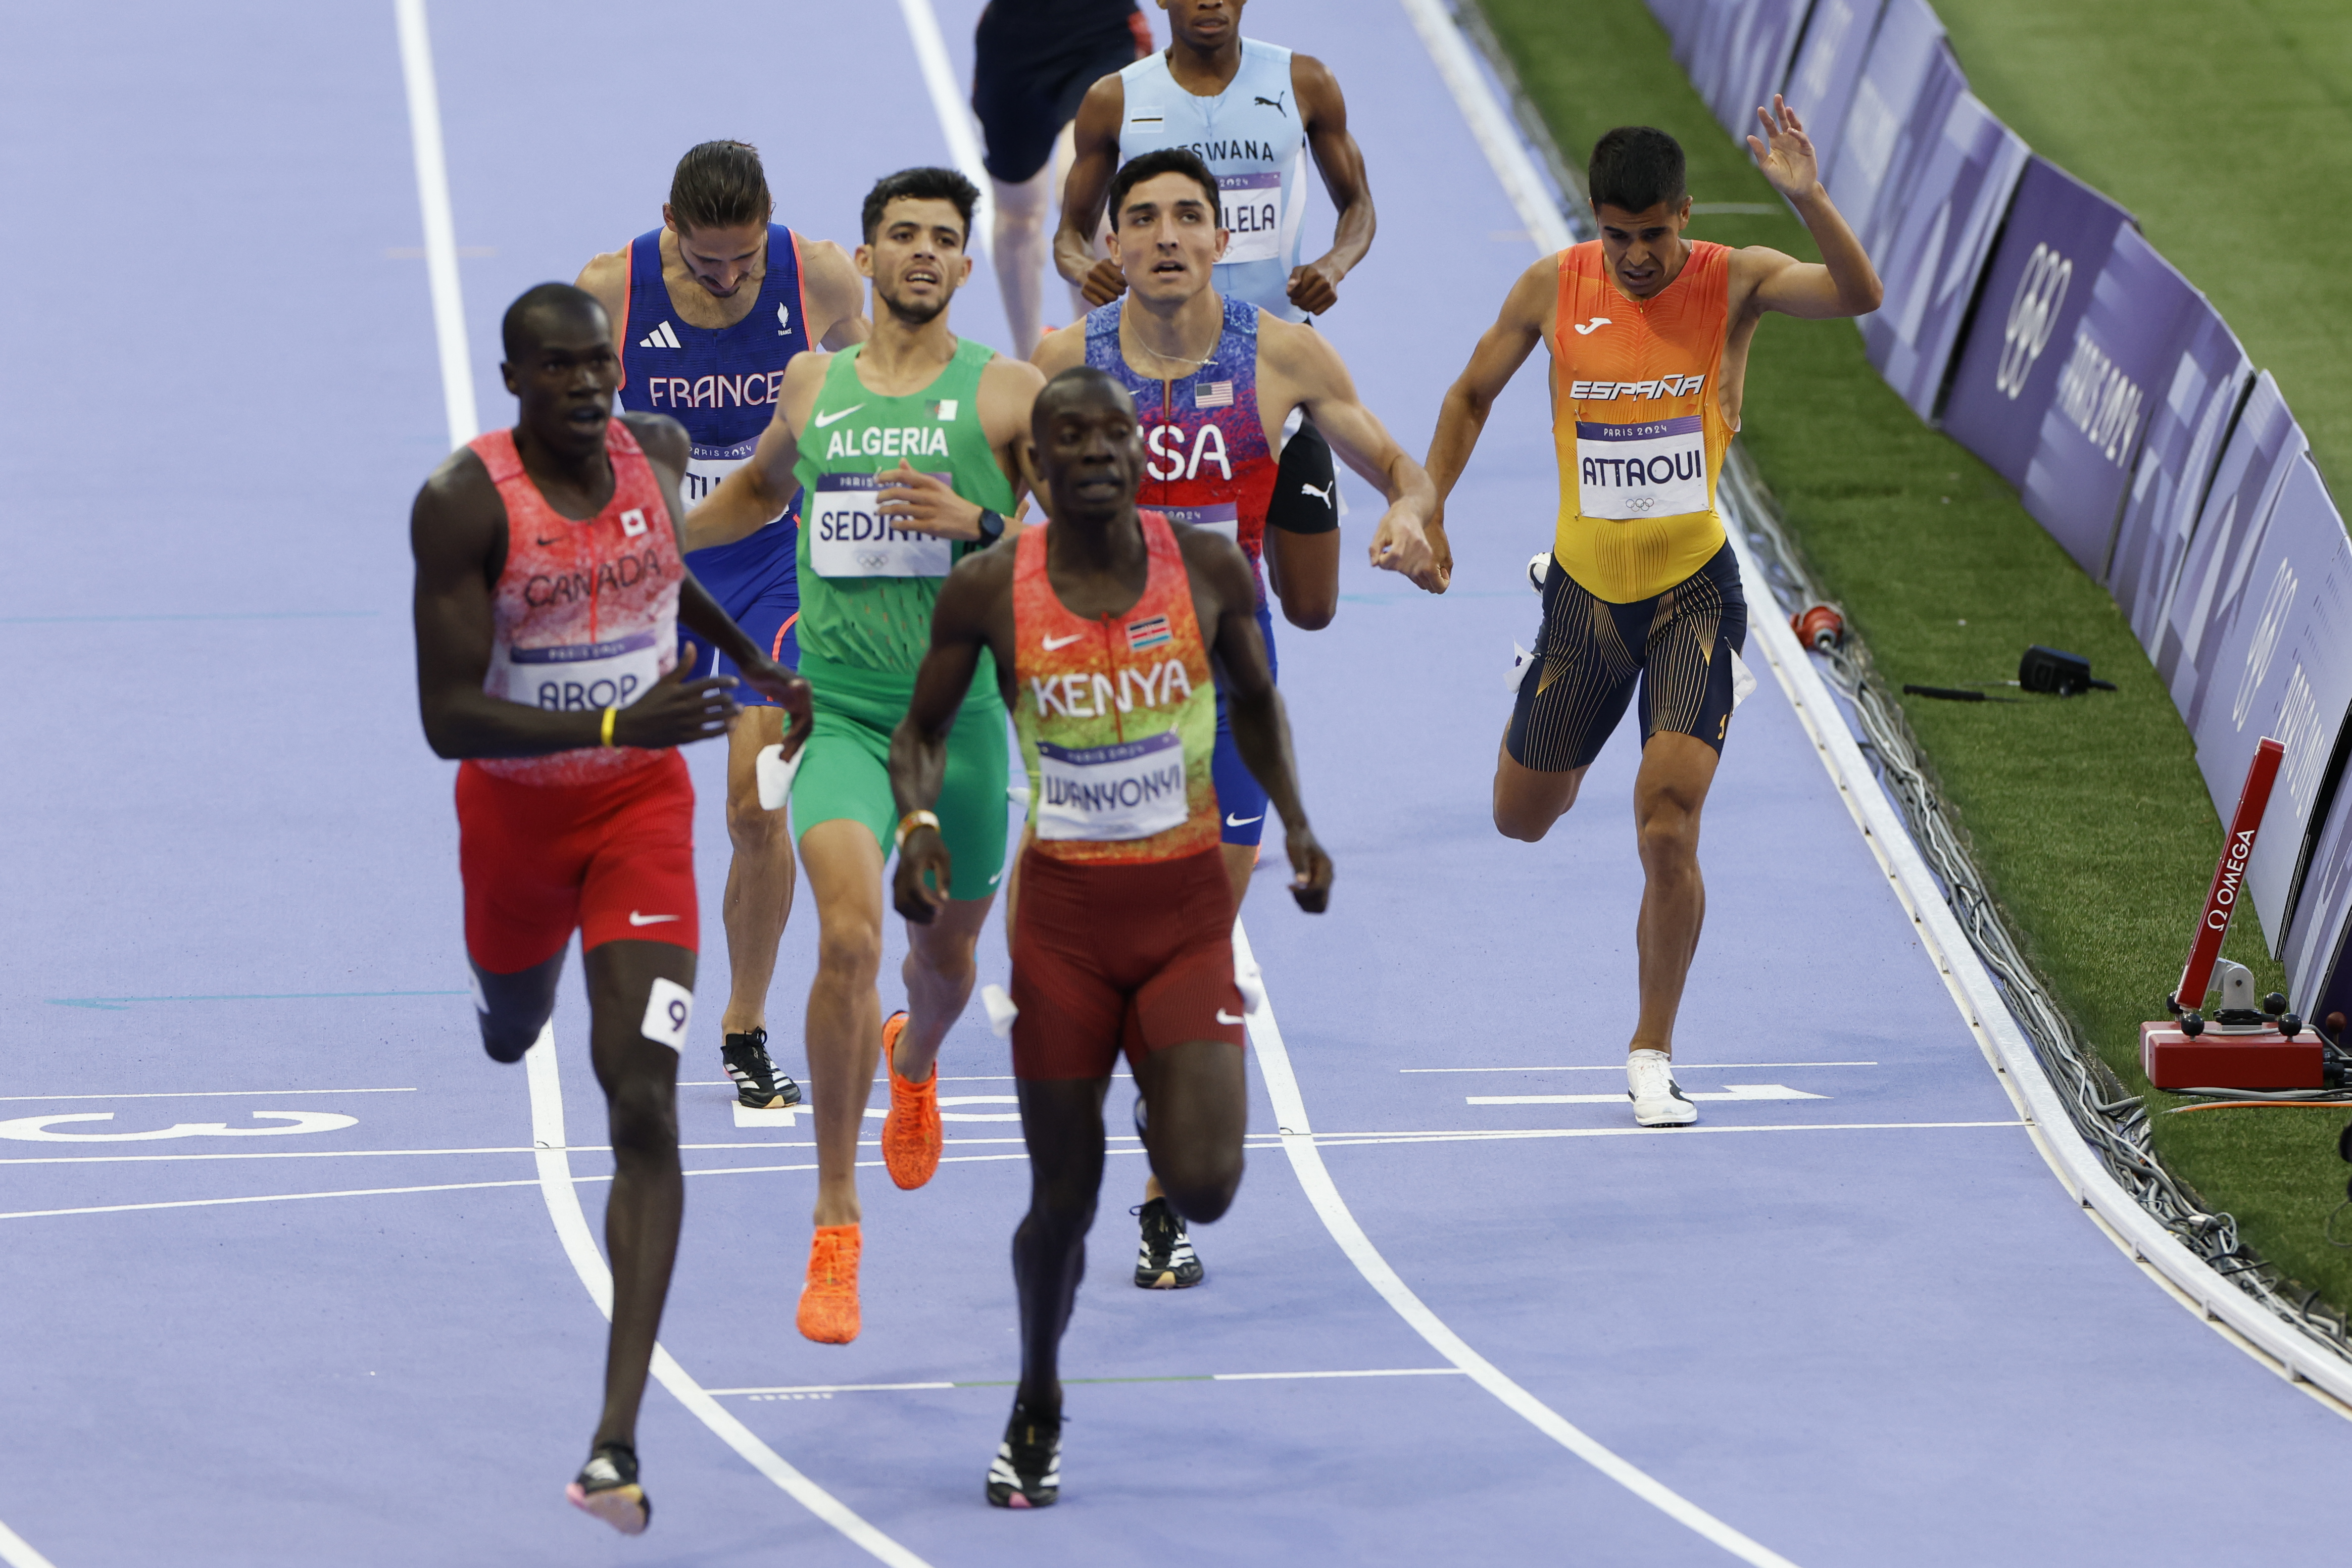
[456,751,698,973]
[1009,845,1245,1081]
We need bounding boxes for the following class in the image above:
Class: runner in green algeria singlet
[790,335,1017,886]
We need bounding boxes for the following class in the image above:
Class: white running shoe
[1627,1049,1697,1126]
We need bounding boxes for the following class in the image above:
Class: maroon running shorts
[455,751,698,973]
[1009,845,1246,1080]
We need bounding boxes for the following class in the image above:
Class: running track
[2,3,2344,1563]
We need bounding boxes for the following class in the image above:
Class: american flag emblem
[1194,380,1234,410]
[1126,614,1173,652]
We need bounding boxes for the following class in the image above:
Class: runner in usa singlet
[1012,508,1220,864]
[466,419,684,788]
[1549,238,1734,604]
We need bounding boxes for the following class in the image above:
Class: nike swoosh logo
[1216,1009,1246,1025]
[1573,317,1612,335]
[810,404,864,429]
[1224,812,1263,828]
[1042,632,1085,650]
[626,911,682,925]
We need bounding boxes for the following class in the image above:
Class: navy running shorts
[680,521,799,702]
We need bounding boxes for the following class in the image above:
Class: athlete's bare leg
[582,939,691,1449]
[800,819,888,1228]
[890,893,996,1084]
[992,122,1087,359]
[1491,733,1718,1055]
[1014,1038,1245,1416]
[718,705,794,1038]
[1629,733,1718,1056]
[1265,527,1342,631]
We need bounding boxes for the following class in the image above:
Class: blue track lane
[2,1,2346,1563]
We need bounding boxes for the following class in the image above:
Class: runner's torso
[617,224,812,521]
[1013,510,1220,863]
[468,421,683,786]
[1085,294,1277,584]
[1550,239,1733,603]
[1117,40,1309,322]
[790,338,1014,681]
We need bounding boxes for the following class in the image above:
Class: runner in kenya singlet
[1549,237,1734,604]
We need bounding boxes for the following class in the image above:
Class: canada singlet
[1013,508,1220,863]
[1550,239,1734,603]
[1083,295,1278,579]
[1116,40,1310,321]
[468,420,684,787]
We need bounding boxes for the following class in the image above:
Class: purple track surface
[3,2,2345,1563]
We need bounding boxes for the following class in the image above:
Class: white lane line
[393,0,476,450]
[1401,1062,1878,1073]
[0,1176,547,1221]
[711,1368,1468,1397]
[0,1087,417,1102]
[524,1034,929,1567]
[1236,926,1799,1568]
[1397,0,1576,253]
[1469,1086,1830,1105]
[1303,1122,2017,1147]
[895,0,996,243]
[0,1516,58,1568]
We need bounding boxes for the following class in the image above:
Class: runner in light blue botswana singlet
[618,224,812,692]
[1115,39,1310,323]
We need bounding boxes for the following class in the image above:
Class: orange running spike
[796,1224,862,1344]
[879,1011,942,1190]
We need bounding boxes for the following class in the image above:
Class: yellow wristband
[600,706,618,748]
[894,809,941,850]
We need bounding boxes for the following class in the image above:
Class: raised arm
[1739,95,1883,319]
[1054,73,1132,306]
[799,237,871,350]
[410,449,741,759]
[889,554,1008,920]
[1192,532,1332,912]
[1288,53,1375,316]
[682,351,824,551]
[1266,318,1443,592]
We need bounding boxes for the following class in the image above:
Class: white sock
[1628,1048,1670,1070]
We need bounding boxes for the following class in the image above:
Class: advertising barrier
[1824,0,1948,255]
[1860,83,2028,419]
[1939,158,2134,491]
[2184,455,2352,949]
[2016,226,2203,578]
[1780,0,1885,188]
[2110,301,2254,654]
[2285,722,2352,1025]
[1706,0,1816,140]
[2156,373,2307,724]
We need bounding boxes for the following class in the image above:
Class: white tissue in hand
[755,743,803,811]
[1235,954,1267,1017]
[1729,647,1757,709]
[1506,642,1535,695]
[982,984,1019,1037]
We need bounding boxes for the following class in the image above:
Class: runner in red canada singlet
[885,366,1331,1508]
[409,283,807,1536]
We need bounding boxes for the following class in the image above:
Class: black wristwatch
[974,507,1006,546]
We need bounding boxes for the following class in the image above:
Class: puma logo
[1254,92,1288,116]
[1573,317,1612,335]
[1299,480,1334,508]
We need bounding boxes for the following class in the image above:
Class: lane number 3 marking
[0,1111,360,1143]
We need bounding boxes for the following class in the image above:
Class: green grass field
[1477,0,2352,1319]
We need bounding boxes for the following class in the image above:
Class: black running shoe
[1132,1196,1204,1289]
[722,1028,801,1109]
[567,1441,651,1535]
[986,1404,1062,1508]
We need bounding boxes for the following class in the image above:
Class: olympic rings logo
[857,551,890,571]
[1624,496,1659,513]
[1995,242,2072,400]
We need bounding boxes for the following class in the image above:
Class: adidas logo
[638,320,681,350]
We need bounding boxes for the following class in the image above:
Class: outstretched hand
[1080,257,1129,307]
[613,642,740,749]
[1370,505,1449,594]
[1747,94,1820,201]
[1284,821,1333,914]
[737,655,814,760]
[891,825,953,924]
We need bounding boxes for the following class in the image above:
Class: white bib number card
[1575,415,1709,520]
[1036,730,1187,842]
[808,472,956,578]
[1218,172,1284,266]
[506,630,662,711]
